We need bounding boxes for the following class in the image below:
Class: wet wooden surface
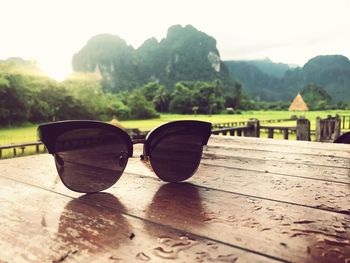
[1,136,350,263]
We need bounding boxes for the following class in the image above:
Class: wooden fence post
[334,114,341,140]
[296,117,310,141]
[315,117,321,142]
[315,115,341,142]
[245,119,260,137]
[267,128,274,138]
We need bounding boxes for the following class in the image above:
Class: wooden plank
[209,136,350,158]
[2,158,350,262]
[0,177,276,263]
[2,154,350,262]
[2,151,350,213]
[204,145,350,168]
[202,153,350,184]
[124,159,350,214]
[210,136,350,153]
[196,163,350,213]
[210,136,350,157]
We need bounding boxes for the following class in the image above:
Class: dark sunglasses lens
[149,134,204,182]
[54,128,129,193]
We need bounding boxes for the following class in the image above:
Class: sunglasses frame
[38,120,134,156]
[38,120,212,192]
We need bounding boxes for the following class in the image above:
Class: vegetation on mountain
[300,84,333,110]
[224,60,282,101]
[73,25,350,105]
[225,55,350,102]
[72,25,231,92]
[226,58,291,79]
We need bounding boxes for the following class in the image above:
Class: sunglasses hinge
[140,154,149,161]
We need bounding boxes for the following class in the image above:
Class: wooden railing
[260,118,295,124]
[212,118,294,129]
[0,142,46,158]
[211,126,250,136]
[212,118,310,141]
[260,125,296,140]
[212,122,248,129]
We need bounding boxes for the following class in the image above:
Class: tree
[0,74,30,125]
[191,82,223,114]
[139,81,171,112]
[301,84,332,110]
[139,81,160,101]
[152,86,170,112]
[225,83,243,109]
[128,90,159,119]
[169,83,193,114]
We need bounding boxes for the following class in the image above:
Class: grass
[0,123,40,145]
[1,110,349,146]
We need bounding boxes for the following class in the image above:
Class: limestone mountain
[72,25,230,93]
[72,34,138,92]
[282,55,350,102]
[225,55,350,102]
[224,60,283,101]
[225,58,291,79]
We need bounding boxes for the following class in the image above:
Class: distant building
[288,93,309,111]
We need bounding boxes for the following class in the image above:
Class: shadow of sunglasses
[38,120,212,193]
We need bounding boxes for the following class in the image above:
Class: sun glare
[39,62,71,82]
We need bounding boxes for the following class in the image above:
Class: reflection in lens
[149,134,203,182]
[54,128,129,193]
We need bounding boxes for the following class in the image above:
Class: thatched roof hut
[288,93,309,111]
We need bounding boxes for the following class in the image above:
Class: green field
[1,110,349,146]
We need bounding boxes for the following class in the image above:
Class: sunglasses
[38,120,212,193]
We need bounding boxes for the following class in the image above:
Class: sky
[1,0,349,81]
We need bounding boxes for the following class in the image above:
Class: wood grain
[205,145,350,168]
[202,153,350,184]
[211,136,350,153]
[1,136,350,262]
[1,158,350,262]
[0,177,276,263]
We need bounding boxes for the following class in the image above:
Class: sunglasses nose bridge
[131,139,147,160]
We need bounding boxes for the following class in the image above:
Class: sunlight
[38,62,71,82]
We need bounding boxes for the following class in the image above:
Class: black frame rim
[38,120,133,157]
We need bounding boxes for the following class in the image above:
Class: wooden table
[1,136,350,263]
